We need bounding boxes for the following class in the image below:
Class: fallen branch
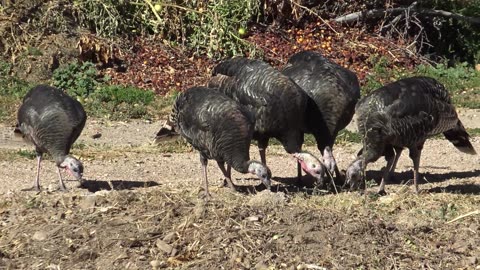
[334,6,480,25]
[446,210,480,224]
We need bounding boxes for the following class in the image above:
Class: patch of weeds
[362,56,401,95]
[26,46,43,56]
[336,129,362,145]
[439,202,457,221]
[467,128,480,137]
[364,59,480,109]
[86,85,155,119]
[25,197,44,209]
[303,134,316,146]
[52,61,102,98]
[16,149,37,160]
[149,89,182,119]
[155,139,192,153]
[0,61,34,121]
[404,237,418,251]
[184,0,261,58]
[72,142,87,150]
[365,178,378,189]
[413,63,480,108]
[367,192,380,201]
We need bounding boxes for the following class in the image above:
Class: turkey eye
[72,167,79,173]
[311,164,316,168]
[261,174,267,178]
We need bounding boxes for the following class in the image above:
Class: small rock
[79,195,97,211]
[150,260,166,268]
[297,263,307,270]
[193,203,206,220]
[163,232,177,243]
[32,231,48,241]
[254,262,269,270]
[378,194,397,204]
[156,239,173,254]
[465,256,478,265]
[293,234,303,244]
[47,184,57,192]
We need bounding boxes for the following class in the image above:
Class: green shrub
[86,85,155,119]
[363,59,480,109]
[183,1,261,58]
[0,61,33,98]
[0,61,34,121]
[52,61,101,98]
[414,63,480,108]
[362,56,402,96]
[414,62,480,93]
[72,0,261,59]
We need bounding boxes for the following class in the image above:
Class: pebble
[150,260,166,268]
[32,230,48,241]
[156,239,173,254]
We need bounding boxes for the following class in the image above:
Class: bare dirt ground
[0,109,479,269]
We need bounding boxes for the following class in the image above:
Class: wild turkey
[163,86,271,199]
[282,50,361,182]
[15,85,87,191]
[345,76,477,194]
[208,57,324,185]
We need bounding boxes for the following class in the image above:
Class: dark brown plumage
[208,57,324,185]
[171,86,271,199]
[345,76,476,194]
[15,85,87,191]
[282,50,361,182]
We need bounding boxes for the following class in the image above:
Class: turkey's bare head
[293,152,325,185]
[345,158,364,190]
[248,161,271,189]
[60,156,84,181]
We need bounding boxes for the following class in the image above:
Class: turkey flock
[14,50,477,198]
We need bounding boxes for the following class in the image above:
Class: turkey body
[345,76,476,193]
[282,50,360,180]
[15,85,87,191]
[208,57,324,184]
[172,86,271,198]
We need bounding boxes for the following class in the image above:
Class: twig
[287,0,338,34]
[335,4,480,25]
[446,210,480,224]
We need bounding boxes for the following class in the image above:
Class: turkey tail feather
[443,121,477,155]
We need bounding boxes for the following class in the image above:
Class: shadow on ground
[367,169,480,184]
[80,179,159,192]
[366,169,480,194]
[428,184,480,194]
[226,175,339,196]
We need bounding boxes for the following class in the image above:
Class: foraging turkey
[15,85,87,191]
[164,86,271,199]
[345,77,477,194]
[208,57,324,185]
[282,50,361,181]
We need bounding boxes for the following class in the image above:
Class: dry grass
[0,183,478,269]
